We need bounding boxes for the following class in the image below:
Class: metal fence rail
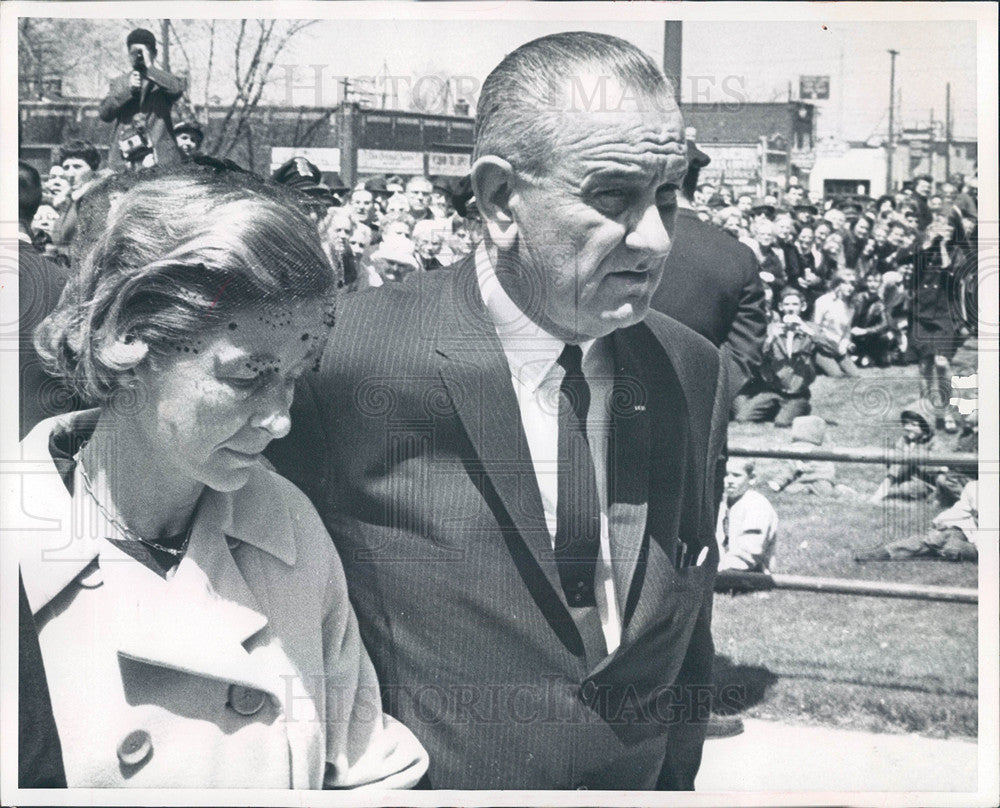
[715,570,978,604]
[728,445,979,471]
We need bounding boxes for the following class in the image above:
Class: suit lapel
[612,323,692,648]
[434,261,568,605]
[606,330,651,618]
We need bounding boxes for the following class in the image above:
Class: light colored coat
[18,412,428,789]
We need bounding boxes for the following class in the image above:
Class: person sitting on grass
[716,459,779,573]
[733,287,818,427]
[766,414,854,497]
[811,267,861,377]
[850,271,894,367]
[869,408,935,503]
[928,407,977,506]
[855,480,979,562]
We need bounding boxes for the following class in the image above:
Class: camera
[118,114,155,166]
[130,48,146,72]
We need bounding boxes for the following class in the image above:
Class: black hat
[272,157,331,211]
[126,28,157,51]
[173,118,204,143]
[272,157,328,194]
[900,409,932,440]
[750,200,776,219]
[452,174,477,219]
[325,172,350,193]
[706,193,727,209]
[429,175,457,199]
[686,140,711,170]
[363,176,391,196]
[794,203,819,216]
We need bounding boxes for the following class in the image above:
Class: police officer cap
[126,28,157,51]
[272,157,328,194]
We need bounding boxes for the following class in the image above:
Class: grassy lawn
[714,363,979,738]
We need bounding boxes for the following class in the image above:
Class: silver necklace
[77,450,192,558]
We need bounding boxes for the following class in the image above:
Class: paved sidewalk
[695,718,978,792]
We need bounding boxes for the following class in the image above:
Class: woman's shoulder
[228,464,341,572]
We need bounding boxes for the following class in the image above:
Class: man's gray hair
[474,31,674,176]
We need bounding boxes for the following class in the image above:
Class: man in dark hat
[98,27,186,170]
[173,117,204,158]
[325,172,350,206]
[428,176,455,219]
[793,203,818,226]
[271,156,332,221]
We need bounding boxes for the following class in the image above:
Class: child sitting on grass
[717,459,779,573]
[767,415,854,497]
[869,408,935,503]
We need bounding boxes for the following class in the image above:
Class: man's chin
[599,299,649,328]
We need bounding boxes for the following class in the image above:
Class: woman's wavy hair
[35,166,339,404]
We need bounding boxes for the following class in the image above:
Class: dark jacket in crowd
[759,319,818,397]
[98,65,186,170]
[651,208,767,400]
[910,235,965,357]
[19,238,79,439]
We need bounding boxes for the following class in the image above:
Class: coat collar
[19,410,296,616]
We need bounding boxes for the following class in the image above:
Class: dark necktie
[555,343,607,664]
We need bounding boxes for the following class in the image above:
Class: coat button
[576,784,589,790]
[226,536,242,550]
[117,729,152,767]
[228,684,267,716]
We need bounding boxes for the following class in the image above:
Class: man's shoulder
[339,262,458,323]
[738,489,778,517]
[677,211,756,259]
[324,261,471,371]
[636,310,722,386]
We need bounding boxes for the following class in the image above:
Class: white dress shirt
[476,246,622,654]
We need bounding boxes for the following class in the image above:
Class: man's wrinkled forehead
[546,71,677,115]
[547,73,685,175]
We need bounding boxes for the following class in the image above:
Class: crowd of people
[15,27,982,793]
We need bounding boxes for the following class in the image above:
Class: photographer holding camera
[98,28,186,170]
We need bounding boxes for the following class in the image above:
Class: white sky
[269,18,979,141]
[18,8,982,142]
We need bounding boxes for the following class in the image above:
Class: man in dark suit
[650,140,766,402]
[270,32,728,790]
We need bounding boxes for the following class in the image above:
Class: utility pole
[663,21,682,105]
[886,49,898,193]
[929,108,935,180]
[160,19,170,72]
[945,82,952,179]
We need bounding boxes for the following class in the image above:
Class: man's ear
[471,156,518,249]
